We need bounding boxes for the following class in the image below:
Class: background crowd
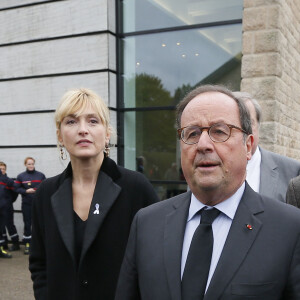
[0,157,45,258]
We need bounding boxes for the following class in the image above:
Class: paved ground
[0,245,34,299]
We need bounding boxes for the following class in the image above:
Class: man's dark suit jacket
[115,183,300,300]
[29,157,159,300]
[259,147,300,202]
[286,175,300,208]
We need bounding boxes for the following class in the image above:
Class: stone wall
[241,0,300,159]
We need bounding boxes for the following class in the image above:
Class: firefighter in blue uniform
[0,162,14,258]
[0,162,19,252]
[15,157,45,254]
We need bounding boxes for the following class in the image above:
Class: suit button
[82,280,88,287]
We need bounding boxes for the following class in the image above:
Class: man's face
[0,165,6,175]
[245,100,259,154]
[180,92,253,205]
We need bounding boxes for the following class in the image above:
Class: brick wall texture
[241,0,300,159]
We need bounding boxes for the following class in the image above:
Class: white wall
[0,0,117,240]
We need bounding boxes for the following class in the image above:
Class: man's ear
[246,134,254,161]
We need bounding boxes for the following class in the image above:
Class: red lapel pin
[246,224,253,230]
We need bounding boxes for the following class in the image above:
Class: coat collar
[51,157,122,266]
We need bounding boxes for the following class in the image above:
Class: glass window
[123,0,243,32]
[123,24,242,108]
[152,182,188,201]
[124,110,180,177]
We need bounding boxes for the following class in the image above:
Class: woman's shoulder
[103,157,151,186]
[37,170,66,194]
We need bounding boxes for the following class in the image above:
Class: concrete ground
[0,245,34,299]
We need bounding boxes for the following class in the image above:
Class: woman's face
[58,105,110,162]
[25,159,35,171]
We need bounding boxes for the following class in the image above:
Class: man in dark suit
[115,85,300,300]
[233,92,300,202]
[286,175,300,208]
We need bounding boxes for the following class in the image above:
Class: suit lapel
[204,185,264,299]
[164,192,191,300]
[79,171,121,266]
[260,148,278,198]
[51,176,75,262]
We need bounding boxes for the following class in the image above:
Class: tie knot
[200,208,220,225]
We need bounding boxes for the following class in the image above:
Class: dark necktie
[182,207,220,300]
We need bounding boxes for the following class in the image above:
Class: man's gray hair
[176,85,253,139]
[232,91,262,126]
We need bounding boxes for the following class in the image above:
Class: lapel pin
[246,224,253,230]
[93,203,100,215]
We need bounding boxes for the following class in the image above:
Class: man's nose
[196,130,214,152]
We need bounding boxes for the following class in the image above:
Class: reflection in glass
[153,182,188,201]
[123,0,243,32]
[124,110,181,180]
[123,24,242,108]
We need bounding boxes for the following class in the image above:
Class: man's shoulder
[260,147,300,167]
[261,193,300,223]
[137,191,190,217]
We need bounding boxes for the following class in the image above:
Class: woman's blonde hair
[55,88,112,135]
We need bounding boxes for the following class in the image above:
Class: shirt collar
[188,182,245,222]
[247,147,261,171]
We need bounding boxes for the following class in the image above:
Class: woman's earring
[104,144,110,157]
[60,144,68,160]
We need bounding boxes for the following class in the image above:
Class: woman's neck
[71,155,104,185]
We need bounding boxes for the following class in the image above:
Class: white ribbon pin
[93,203,100,214]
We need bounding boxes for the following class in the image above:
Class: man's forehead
[183,92,238,115]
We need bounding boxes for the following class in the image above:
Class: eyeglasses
[177,123,248,145]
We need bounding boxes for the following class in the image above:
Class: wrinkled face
[245,100,259,154]
[180,92,253,204]
[58,105,110,162]
[25,159,35,171]
[0,165,6,175]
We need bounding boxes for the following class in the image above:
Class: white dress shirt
[181,183,245,292]
[246,147,261,192]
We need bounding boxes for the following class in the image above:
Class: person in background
[0,162,15,258]
[15,157,45,254]
[0,162,19,252]
[286,175,300,208]
[233,92,300,202]
[29,88,159,300]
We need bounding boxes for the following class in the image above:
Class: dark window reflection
[123,0,243,32]
[123,25,242,108]
[152,182,188,201]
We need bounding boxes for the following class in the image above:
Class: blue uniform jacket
[15,170,46,205]
[0,173,15,209]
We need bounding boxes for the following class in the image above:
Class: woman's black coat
[29,157,159,300]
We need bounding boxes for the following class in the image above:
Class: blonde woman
[29,88,159,300]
